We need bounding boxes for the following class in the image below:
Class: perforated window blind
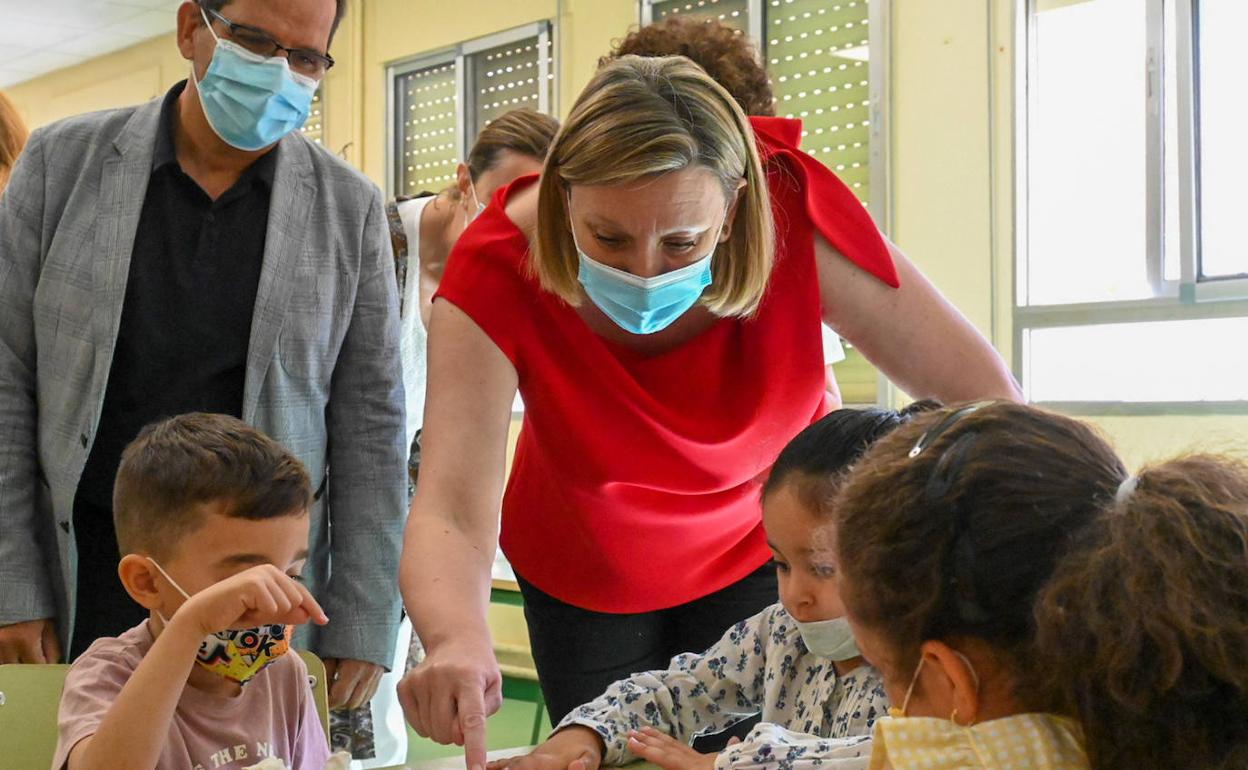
[396,60,460,194]
[392,23,553,197]
[299,90,325,146]
[651,0,750,29]
[645,0,873,206]
[470,37,555,140]
[768,0,870,204]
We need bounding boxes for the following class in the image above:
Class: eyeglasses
[199,3,335,78]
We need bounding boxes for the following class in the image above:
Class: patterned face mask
[149,558,293,685]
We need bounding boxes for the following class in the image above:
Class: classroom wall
[6,34,184,128]
[6,0,1245,469]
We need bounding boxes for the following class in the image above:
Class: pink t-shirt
[53,620,331,770]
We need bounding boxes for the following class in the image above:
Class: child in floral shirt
[489,405,936,770]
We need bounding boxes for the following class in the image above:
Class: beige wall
[6,0,1245,469]
[7,34,185,128]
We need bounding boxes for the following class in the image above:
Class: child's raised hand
[627,728,736,770]
[177,564,329,637]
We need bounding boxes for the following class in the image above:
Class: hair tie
[1116,475,1139,504]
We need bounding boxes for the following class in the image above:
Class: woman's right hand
[487,727,607,770]
[398,297,520,769]
[398,634,504,770]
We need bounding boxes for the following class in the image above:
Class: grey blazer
[0,97,407,667]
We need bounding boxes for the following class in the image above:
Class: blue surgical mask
[793,616,861,661]
[193,7,319,151]
[572,215,722,336]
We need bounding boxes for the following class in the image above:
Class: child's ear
[920,640,983,725]
[117,554,164,610]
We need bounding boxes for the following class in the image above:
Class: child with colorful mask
[486,405,937,770]
[53,413,333,770]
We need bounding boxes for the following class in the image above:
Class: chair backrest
[297,649,331,745]
[0,663,70,769]
[0,653,330,767]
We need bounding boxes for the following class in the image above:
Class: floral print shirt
[559,603,888,770]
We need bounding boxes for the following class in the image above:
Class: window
[1019,0,1248,407]
[643,0,877,207]
[642,0,886,405]
[388,22,554,196]
[299,90,325,146]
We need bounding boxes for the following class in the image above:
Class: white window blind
[299,90,325,146]
[768,0,871,204]
[644,0,873,206]
[396,61,459,194]
[390,22,553,197]
[469,36,554,140]
[651,0,750,28]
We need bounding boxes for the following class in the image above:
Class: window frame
[384,20,554,199]
[1015,0,1248,412]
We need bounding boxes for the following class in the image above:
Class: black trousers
[68,494,147,659]
[517,562,778,746]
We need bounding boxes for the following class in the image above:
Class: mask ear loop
[949,649,992,764]
[147,558,192,600]
[147,558,193,626]
[888,656,925,718]
[465,177,485,225]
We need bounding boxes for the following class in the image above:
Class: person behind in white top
[387,107,560,469]
[331,109,559,769]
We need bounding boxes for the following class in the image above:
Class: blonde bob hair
[533,55,774,318]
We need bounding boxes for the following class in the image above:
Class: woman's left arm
[816,235,1023,403]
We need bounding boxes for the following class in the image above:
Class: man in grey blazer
[0,0,406,712]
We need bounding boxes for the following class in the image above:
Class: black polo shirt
[77,81,277,509]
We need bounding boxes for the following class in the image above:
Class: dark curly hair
[835,402,1248,769]
[833,402,1123,701]
[1036,455,1248,770]
[602,16,775,117]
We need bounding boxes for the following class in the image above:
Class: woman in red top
[397,54,1019,764]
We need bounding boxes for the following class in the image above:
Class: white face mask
[793,616,861,661]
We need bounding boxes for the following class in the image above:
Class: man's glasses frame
[199,2,335,78]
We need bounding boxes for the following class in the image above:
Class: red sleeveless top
[435,116,897,612]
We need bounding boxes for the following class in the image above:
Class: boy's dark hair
[113,413,312,559]
[763,400,940,517]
